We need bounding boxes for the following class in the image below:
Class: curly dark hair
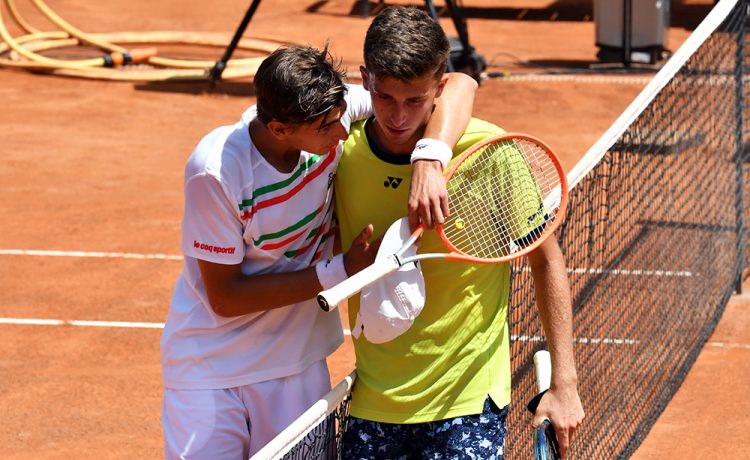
[253,44,347,126]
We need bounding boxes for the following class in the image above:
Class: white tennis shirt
[161,85,371,390]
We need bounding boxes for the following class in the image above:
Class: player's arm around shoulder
[527,237,585,458]
[343,83,375,125]
[409,73,478,230]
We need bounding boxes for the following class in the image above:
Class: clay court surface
[1,0,748,458]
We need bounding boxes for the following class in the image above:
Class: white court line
[0,318,166,328]
[7,318,746,349]
[2,249,697,278]
[0,317,352,334]
[521,267,695,277]
[502,74,653,85]
[568,268,695,277]
[10,318,747,349]
[729,293,750,302]
[709,342,750,350]
[513,335,639,345]
[0,249,182,260]
[1,318,635,344]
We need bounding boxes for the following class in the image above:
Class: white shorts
[162,359,331,460]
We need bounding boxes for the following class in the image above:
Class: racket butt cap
[317,295,331,312]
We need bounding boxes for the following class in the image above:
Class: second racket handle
[317,256,400,312]
[534,350,552,392]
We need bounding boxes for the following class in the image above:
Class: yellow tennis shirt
[335,118,513,423]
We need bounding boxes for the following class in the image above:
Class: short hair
[253,44,347,125]
[363,6,450,81]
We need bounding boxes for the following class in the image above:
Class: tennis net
[251,371,355,460]
[508,0,750,457]
[253,0,750,458]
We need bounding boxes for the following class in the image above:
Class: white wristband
[315,254,348,290]
[410,138,453,170]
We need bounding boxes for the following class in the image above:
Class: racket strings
[443,138,562,260]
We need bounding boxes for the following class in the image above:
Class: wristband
[315,254,348,290]
[410,138,453,170]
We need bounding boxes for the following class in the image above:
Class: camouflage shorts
[341,397,508,460]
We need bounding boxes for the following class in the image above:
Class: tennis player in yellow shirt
[336,6,585,459]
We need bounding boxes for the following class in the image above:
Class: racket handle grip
[317,257,400,311]
[534,350,552,392]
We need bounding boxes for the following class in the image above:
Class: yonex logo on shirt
[384,176,403,189]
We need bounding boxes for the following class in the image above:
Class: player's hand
[343,224,382,276]
[408,160,449,231]
[533,385,585,459]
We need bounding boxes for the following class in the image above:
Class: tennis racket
[317,133,568,311]
[533,350,561,460]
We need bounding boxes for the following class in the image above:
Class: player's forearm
[528,239,578,388]
[423,72,477,146]
[199,225,377,317]
[199,262,323,317]
[407,73,477,229]
[228,269,323,315]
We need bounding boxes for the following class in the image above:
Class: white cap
[352,217,426,344]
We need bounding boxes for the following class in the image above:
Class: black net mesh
[508,2,750,458]
[276,394,352,460]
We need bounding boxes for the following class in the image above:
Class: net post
[734,0,748,294]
